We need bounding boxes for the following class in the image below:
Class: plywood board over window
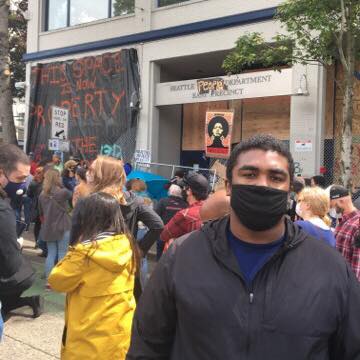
[182,96,290,151]
[182,101,228,151]
[241,96,290,141]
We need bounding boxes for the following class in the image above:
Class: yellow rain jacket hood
[48,233,136,360]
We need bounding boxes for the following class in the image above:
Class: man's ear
[225,179,231,196]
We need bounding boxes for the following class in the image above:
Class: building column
[290,64,327,177]
[136,59,160,162]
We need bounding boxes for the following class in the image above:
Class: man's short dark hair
[292,179,305,194]
[0,144,30,174]
[208,116,229,138]
[226,134,294,184]
[312,175,326,189]
[174,169,185,178]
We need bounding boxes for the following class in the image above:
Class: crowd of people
[0,134,360,359]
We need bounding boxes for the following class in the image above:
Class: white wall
[157,105,182,165]
[151,0,283,29]
[27,0,282,53]
[25,0,327,175]
[290,64,327,177]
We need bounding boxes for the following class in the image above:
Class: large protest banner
[27,49,140,162]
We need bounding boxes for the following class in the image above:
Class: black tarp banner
[27,49,140,163]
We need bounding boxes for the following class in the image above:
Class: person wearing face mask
[295,187,335,247]
[127,135,360,360]
[330,185,360,280]
[160,172,209,252]
[0,144,43,320]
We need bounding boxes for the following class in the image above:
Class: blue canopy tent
[127,170,169,200]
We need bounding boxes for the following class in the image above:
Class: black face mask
[230,184,288,231]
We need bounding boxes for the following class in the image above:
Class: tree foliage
[223,0,360,187]
[113,0,135,16]
[224,0,360,74]
[9,0,27,99]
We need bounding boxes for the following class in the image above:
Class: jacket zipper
[249,292,254,304]
[245,285,254,356]
[244,242,298,357]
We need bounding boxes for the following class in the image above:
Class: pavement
[0,227,158,359]
[0,231,65,359]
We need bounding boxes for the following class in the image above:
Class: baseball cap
[179,172,209,196]
[329,185,349,200]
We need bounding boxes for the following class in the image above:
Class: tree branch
[337,0,350,72]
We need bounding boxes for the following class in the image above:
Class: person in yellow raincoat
[48,192,139,359]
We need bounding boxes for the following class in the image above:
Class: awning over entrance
[155,68,293,106]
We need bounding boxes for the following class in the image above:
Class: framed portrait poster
[205,110,234,159]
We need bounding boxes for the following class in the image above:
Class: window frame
[44,0,134,31]
[157,0,190,8]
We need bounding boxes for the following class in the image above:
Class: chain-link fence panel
[133,162,219,191]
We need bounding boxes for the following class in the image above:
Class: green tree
[223,0,360,188]
[113,0,134,16]
[9,0,27,99]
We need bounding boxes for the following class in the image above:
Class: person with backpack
[39,168,72,284]
[48,192,138,359]
[81,155,163,300]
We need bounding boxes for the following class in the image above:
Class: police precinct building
[24,0,353,181]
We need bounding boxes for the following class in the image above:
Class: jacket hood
[202,216,306,256]
[74,234,133,272]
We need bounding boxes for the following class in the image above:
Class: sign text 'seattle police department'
[155,68,293,106]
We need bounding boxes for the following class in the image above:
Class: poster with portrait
[205,110,234,159]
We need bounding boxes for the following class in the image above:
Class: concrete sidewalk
[0,234,65,359]
[0,229,158,359]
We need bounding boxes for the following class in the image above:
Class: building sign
[48,138,59,151]
[134,149,151,164]
[197,78,227,95]
[295,140,312,152]
[51,106,69,140]
[156,68,293,106]
[48,138,70,152]
[205,110,234,159]
[27,49,140,163]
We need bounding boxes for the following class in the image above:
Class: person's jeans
[14,207,21,222]
[45,231,70,279]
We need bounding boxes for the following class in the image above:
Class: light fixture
[294,74,309,96]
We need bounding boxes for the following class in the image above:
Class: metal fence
[134,161,219,191]
[323,136,360,189]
